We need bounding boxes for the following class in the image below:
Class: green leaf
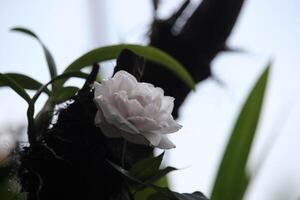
[26,72,88,144]
[108,161,207,200]
[0,73,31,103]
[145,167,176,185]
[134,167,176,200]
[60,44,195,89]
[148,192,208,200]
[210,65,270,200]
[0,73,51,95]
[130,152,164,180]
[0,166,14,200]
[11,27,58,91]
[54,86,79,103]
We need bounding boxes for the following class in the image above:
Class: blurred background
[0,0,300,199]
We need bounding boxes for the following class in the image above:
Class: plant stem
[121,140,127,168]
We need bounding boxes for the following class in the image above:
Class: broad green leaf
[130,152,164,180]
[0,73,51,95]
[54,86,79,103]
[26,72,88,144]
[210,66,270,200]
[0,73,31,103]
[11,27,58,91]
[60,44,195,89]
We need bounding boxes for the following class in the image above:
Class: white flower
[93,70,182,149]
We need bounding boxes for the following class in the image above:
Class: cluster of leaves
[108,64,270,200]
[0,27,194,145]
[0,26,270,200]
[0,28,195,200]
[108,152,207,200]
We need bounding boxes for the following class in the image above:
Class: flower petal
[128,116,160,132]
[157,136,176,149]
[127,99,144,117]
[142,132,162,147]
[94,82,104,98]
[161,96,174,114]
[94,111,121,138]
[94,96,139,134]
[113,91,129,117]
[121,131,149,146]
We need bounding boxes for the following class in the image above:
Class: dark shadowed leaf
[0,73,31,103]
[108,161,208,200]
[113,49,145,81]
[0,73,51,95]
[26,72,89,144]
[11,27,58,91]
[0,166,15,199]
[130,152,164,180]
[211,65,270,200]
[54,86,79,103]
[61,44,195,89]
[148,191,208,200]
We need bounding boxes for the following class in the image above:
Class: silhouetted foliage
[143,0,245,118]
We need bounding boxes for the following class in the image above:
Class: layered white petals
[94,70,181,149]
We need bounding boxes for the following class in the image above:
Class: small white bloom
[93,70,182,149]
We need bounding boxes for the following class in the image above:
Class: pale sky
[0,0,300,199]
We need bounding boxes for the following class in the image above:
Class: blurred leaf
[0,166,15,200]
[54,86,79,103]
[210,65,270,200]
[60,44,195,89]
[0,73,31,103]
[11,27,58,91]
[130,152,164,180]
[0,73,51,95]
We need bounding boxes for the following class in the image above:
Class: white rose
[93,70,182,149]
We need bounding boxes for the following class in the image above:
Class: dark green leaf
[134,167,177,199]
[210,65,270,200]
[60,44,195,89]
[26,72,88,144]
[145,167,176,184]
[0,73,51,95]
[130,152,164,180]
[148,191,208,200]
[11,27,58,90]
[0,166,15,200]
[108,161,207,200]
[0,73,31,103]
[54,86,79,103]
[173,192,208,200]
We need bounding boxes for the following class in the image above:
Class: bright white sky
[0,0,300,199]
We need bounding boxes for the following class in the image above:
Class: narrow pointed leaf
[210,66,270,200]
[11,27,58,90]
[60,44,195,89]
[108,161,208,200]
[0,73,31,103]
[0,73,51,95]
[130,152,164,180]
[26,72,89,144]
